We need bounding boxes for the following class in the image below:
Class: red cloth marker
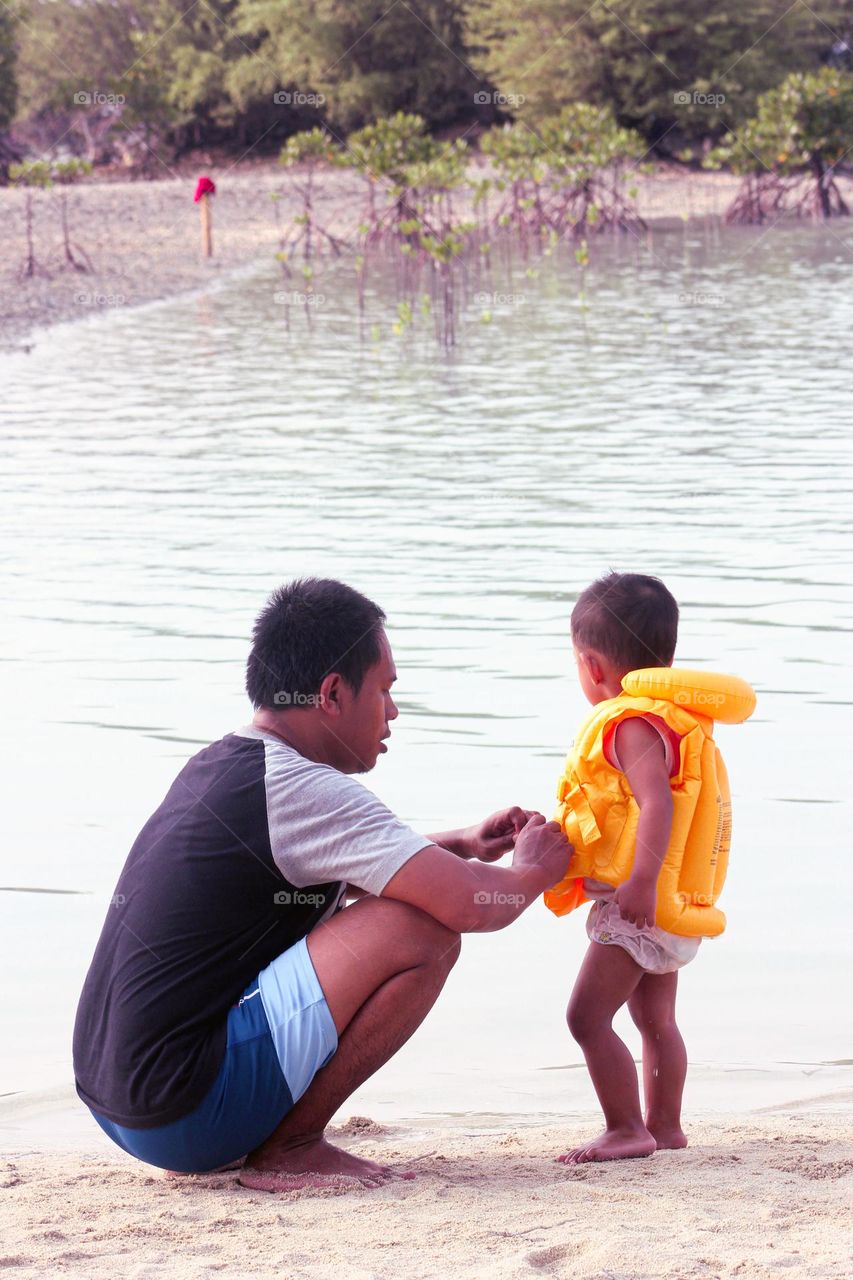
[194,175,216,203]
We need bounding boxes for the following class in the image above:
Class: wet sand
[0,161,747,352]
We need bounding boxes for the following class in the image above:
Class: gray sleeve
[263,751,431,896]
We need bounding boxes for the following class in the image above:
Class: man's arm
[427,829,473,858]
[346,807,532,901]
[428,806,533,862]
[612,717,674,929]
[381,814,570,933]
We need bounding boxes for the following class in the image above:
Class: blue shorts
[90,937,338,1173]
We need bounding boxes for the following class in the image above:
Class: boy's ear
[584,652,605,686]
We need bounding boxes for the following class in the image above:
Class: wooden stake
[200,192,213,257]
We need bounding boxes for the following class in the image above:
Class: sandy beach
[0,160,747,353]
[1,1109,850,1279]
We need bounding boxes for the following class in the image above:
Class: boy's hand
[614,874,657,929]
[465,806,536,861]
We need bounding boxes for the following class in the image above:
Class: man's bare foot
[238,1137,416,1193]
[556,1125,657,1165]
[648,1125,688,1151]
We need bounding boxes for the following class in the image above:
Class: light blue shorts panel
[257,935,338,1103]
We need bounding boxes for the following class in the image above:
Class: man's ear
[318,671,344,715]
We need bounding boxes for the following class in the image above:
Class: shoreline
[4,1058,851,1155]
[1,1109,850,1279]
[0,162,747,354]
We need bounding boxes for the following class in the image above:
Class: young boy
[547,572,751,1164]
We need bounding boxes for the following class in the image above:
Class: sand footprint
[526,1243,582,1270]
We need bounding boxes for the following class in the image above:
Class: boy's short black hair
[571,572,678,671]
[246,578,386,710]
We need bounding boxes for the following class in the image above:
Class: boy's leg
[558,942,656,1164]
[627,971,688,1150]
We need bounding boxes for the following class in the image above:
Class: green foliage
[230,0,477,131]
[479,104,646,234]
[540,104,646,168]
[481,121,548,184]
[706,69,853,176]
[280,127,342,167]
[9,159,54,188]
[10,157,93,187]
[126,0,258,135]
[468,0,853,145]
[51,158,95,183]
[14,0,140,118]
[345,113,470,203]
[12,0,853,158]
[0,1,18,131]
[483,104,646,182]
[345,113,441,185]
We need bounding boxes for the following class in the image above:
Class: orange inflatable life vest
[543,668,756,938]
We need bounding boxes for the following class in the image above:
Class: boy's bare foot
[648,1125,688,1151]
[238,1137,415,1193]
[556,1125,657,1164]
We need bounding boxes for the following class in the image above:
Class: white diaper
[586,897,701,975]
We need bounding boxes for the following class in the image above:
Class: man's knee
[434,927,462,974]
[373,896,461,971]
[319,894,460,972]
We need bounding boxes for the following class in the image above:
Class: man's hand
[382,816,572,935]
[511,813,571,888]
[614,874,657,929]
[464,806,537,862]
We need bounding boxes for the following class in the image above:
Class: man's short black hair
[246,578,387,710]
[571,572,678,672]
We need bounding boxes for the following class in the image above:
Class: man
[73,578,569,1192]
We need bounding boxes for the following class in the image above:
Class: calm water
[2,219,852,1128]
